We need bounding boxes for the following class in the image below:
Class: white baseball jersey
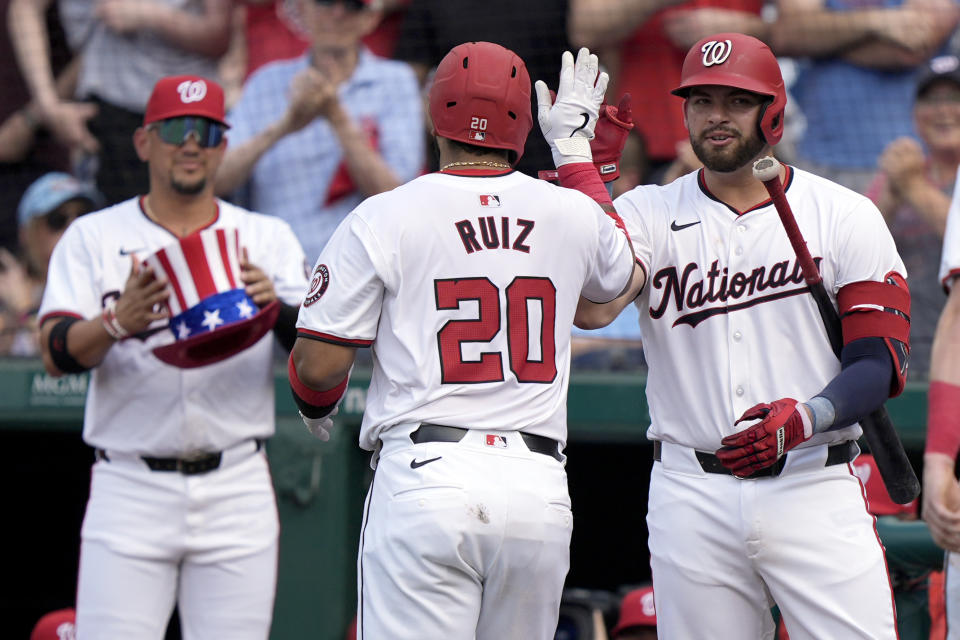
[297,170,634,451]
[940,170,960,290]
[39,197,308,456]
[622,166,902,640]
[617,166,906,452]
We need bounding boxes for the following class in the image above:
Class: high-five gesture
[535,48,609,167]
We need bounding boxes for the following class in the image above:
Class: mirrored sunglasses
[152,117,226,148]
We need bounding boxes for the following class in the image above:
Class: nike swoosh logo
[410,456,442,469]
[670,220,702,232]
[119,247,145,256]
[569,112,590,136]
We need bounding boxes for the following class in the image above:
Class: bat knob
[752,156,781,183]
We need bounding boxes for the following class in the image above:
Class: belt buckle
[177,451,219,475]
[732,456,786,479]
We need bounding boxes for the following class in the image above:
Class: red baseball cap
[612,586,657,636]
[30,608,76,640]
[144,75,229,127]
[853,454,918,517]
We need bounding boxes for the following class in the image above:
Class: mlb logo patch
[471,131,486,141]
[479,194,500,207]
[485,434,508,449]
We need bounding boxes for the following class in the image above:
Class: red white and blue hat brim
[152,299,280,369]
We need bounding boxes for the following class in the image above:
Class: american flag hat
[147,227,279,368]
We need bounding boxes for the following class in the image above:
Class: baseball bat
[752,156,920,504]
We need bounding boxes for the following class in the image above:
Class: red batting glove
[715,398,813,476]
[591,93,634,182]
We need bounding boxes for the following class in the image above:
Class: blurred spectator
[865,54,960,380]
[771,0,960,194]
[571,303,644,372]
[231,0,407,83]
[29,608,76,640]
[216,0,424,263]
[0,0,74,251]
[0,172,101,356]
[242,0,310,79]
[659,139,703,185]
[569,0,768,186]
[611,585,657,639]
[8,0,232,204]
[393,0,571,178]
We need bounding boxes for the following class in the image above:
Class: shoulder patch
[304,264,330,307]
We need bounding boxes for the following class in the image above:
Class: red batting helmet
[429,41,533,164]
[672,33,786,146]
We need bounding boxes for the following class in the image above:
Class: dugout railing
[0,358,935,639]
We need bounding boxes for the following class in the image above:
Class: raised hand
[591,93,634,182]
[535,48,609,167]
[283,67,340,134]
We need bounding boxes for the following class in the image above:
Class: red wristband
[557,163,631,243]
[557,163,613,208]
[926,380,960,458]
[287,353,349,410]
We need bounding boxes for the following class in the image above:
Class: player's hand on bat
[923,453,960,551]
[590,93,634,183]
[535,47,609,167]
[716,398,813,476]
[240,247,277,306]
[300,407,339,442]
[114,255,170,334]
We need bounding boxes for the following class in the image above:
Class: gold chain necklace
[441,160,511,170]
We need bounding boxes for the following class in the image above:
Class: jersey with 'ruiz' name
[296,170,634,452]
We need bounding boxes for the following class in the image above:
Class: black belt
[652,441,854,478]
[95,439,264,476]
[412,424,563,462]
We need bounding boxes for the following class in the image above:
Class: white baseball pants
[648,441,897,640]
[75,443,279,639]
[357,426,573,640]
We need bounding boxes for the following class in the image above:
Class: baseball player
[576,33,910,639]
[288,42,635,639]
[36,75,308,638]
[924,149,960,633]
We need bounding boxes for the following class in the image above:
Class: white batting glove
[300,407,339,442]
[535,48,609,168]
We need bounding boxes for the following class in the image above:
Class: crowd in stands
[5,1,960,637]
[5,0,959,379]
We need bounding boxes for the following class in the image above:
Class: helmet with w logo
[429,41,533,164]
[671,33,786,146]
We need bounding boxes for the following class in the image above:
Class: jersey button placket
[728,220,749,411]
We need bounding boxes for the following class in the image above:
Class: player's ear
[133,127,151,162]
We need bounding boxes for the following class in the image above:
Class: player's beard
[691,126,767,173]
[171,175,207,196]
